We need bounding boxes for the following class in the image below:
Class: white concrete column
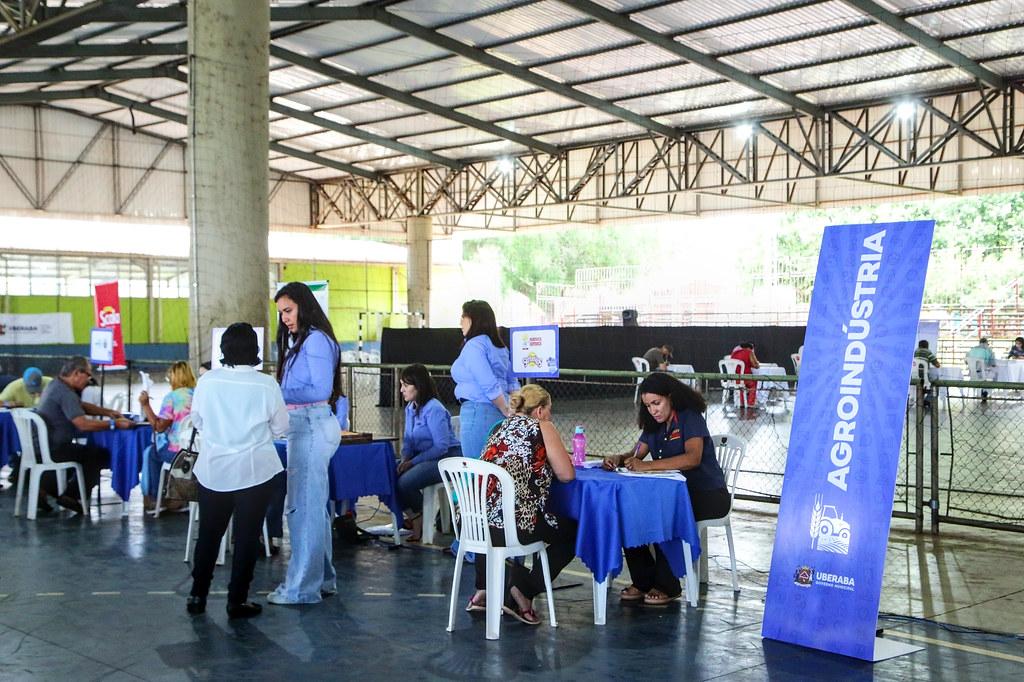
[407,216,432,326]
[187,0,269,366]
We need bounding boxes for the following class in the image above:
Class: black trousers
[191,478,274,604]
[42,442,110,499]
[624,486,731,597]
[474,514,578,600]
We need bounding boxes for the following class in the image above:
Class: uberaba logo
[814,570,856,592]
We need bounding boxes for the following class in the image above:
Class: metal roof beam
[93,88,380,181]
[0,41,185,58]
[839,0,1005,90]
[554,0,825,119]
[0,0,147,49]
[270,100,461,170]
[0,64,178,83]
[0,87,96,104]
[370,6,681,140]
[269,142,379,181]
[270,45,557,155]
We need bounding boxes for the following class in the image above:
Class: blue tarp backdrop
[761,220,934,660]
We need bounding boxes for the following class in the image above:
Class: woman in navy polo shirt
[396,363,461,541]
[450,300,518,459]
[602,372,729,606]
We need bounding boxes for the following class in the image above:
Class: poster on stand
[510,325,559,378]
[93,281,126,367]
[89,327,114,365]
[761,220,934,661]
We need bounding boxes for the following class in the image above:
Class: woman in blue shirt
[603,372,729,606]
[450,300,518,459]
[267,282,343,606]
[396,364,461,541]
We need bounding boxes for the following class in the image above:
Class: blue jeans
[270,404,340,603]
[396,446,461,513]
[142,434,176,499]
[458,401,504,460]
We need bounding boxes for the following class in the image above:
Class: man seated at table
[35,356,134,513]
[913,340,940,378]
[642,344,673,371]
[2,367,53,486]
[966,338,997,400]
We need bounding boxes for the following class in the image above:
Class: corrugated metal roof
[0,0,1020,179]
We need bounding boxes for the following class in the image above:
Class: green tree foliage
[463,227,641,299]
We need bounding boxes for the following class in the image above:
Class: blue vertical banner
[762,220,934,660]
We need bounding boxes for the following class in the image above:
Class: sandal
[465,595,486,612]
[502,603,541,626]
[643,589,681,606]
[619,585,645,602]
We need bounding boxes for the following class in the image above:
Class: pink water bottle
[572,425,587,466]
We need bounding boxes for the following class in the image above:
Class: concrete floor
[0,476,1021,681]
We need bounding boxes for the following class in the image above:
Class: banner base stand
[873,636,923,662]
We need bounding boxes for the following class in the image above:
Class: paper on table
[616,469,687,482]
[580,459,605,469]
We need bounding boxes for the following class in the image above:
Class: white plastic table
[752,365,787,404]
[667,363,697,389]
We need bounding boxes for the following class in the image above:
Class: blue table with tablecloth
[87,425,153,508]
[273,439,403,538]
[548,466,702,623]
[0,410,18,469]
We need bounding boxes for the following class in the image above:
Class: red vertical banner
[93,281,126,366]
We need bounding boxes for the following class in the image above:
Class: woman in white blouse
[187,323,289,619]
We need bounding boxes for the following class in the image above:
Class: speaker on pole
[622,309,638,327]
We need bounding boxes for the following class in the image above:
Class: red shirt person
[729,342,760,406]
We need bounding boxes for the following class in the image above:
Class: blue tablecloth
[87,426,153,502]
[274,439,402,520]
[548,468,702,582]
[0,411,18,468]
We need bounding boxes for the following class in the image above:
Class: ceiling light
[734,123,753,140]
[896,101,916,120]
[497,157,515,174]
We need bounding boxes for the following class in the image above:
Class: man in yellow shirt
[0,367,51,408]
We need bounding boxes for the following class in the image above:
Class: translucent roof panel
[319,99,425,125]
[536,42,679,84]
[488,21,639,68]
[536,120,644,146]
[373,55,493,92]
[657,100,791,130]
[767,46,947,93]
[274,22,402,61]
[576,63,718,101]
[905,0,1022,36]
[439,1,586,48]
[804,68,971,107]
[270,66,334,95]
[416,73,536,109]
[722,25,904,75]
[456,90,578,122]
[948,26,1024,62]
[620,81,763,118]
[399,126,499,151]
[320,36,451,75]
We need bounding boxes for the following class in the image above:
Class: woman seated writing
[396,364,462,541]
[139,360,196,512]
[467,384,577,626]
[603,372,729,606]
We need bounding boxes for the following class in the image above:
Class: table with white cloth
[996,359,1024,384]
[667,364,697,389]
[752,365,788,405]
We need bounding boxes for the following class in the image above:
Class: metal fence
[342,364,1023,534]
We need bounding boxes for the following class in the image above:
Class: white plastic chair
[630,357,650,404]
[151,461,173,517]
[718,358,747,408]
[964,357,995,403]
[420,483,453,545]
[790,353,801,375]
[696,434,748,594]
[108,392,127,413]
[184,501,270,565]
[11,409,90,520]
[438,458,557,640]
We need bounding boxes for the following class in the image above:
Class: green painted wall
[278,262,406,341]
[5,263,407,344]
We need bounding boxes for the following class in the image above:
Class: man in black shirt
[35,356,134,512]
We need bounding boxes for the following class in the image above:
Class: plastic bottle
[572,425,587,466]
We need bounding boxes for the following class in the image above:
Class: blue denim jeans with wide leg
[458,400,504,460]
[141,434,176,499]
[269,404,340,604]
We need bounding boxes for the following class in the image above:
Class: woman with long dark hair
[267,282,343,605]
[602,372,729,606]
[396,363,461,541]
[450,300,518,460]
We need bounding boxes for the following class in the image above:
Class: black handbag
[163,428,199,503]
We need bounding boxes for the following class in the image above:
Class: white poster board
[89,327,114,365]
[510,325,560,378]
[0,313,74,344]
[211,327,265,370]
